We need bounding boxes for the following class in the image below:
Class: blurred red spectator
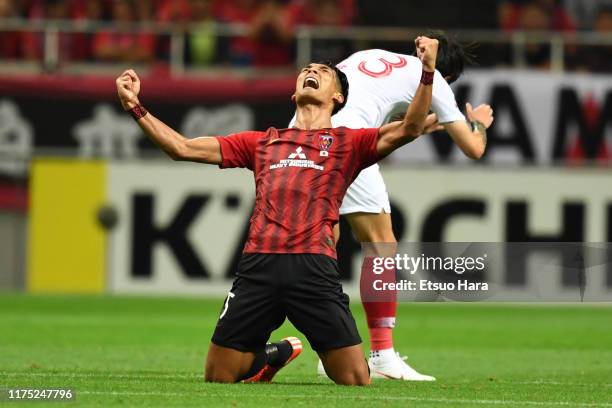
[248,0,293,67]
[498,0,576,68]
[0,0,21,59]
[157,0,192,22]
[71,0,105,61]
[67,0,104,20]
[499,0,576,32]
[216,0,259,65]
[216,0,293,67]
[287,0,356,64]
[92,0,155,63]
[82,0,104,21]
[287,0,356,26]
[135,0,155,22]
[22,0,91,61]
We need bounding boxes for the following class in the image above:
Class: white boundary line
[76,390,612,406]
[0,371,612,388]
[3,373,611,406]
[3,372,612,388]
[0,372,200,380]
[500,380,612,388]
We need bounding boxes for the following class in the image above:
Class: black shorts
[211,253,361,353]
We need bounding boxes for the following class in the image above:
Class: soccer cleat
[318,352,435,381]
[316,359,326,376]
[368,349,436,381]
[244,336,302,383]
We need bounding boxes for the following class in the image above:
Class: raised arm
[376,36,438,157]
[116,69,222,164]
[444,103,494,160]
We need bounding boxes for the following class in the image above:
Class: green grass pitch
[1,294,611,407]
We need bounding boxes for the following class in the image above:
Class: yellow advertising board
[28,159,106,293]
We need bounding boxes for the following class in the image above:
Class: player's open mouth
[304,77,319,89]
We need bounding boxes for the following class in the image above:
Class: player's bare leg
[205,337,302,383]
[318,344,370,385]
[347,211,398,358]
[327,212,435,381]
[205,343,256,383]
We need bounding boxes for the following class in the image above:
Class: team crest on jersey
[318,133,334,157]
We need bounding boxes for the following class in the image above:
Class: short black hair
[422,30,476,84]
[318,61,349,115]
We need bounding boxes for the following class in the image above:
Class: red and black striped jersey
[215,126,380,259]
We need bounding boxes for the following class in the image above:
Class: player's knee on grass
[331,366,370,386]
[205,356,240,383]
[325,363,370,386]
[204,343,255,383]
[205,365,238,383]
[319,345,370,386]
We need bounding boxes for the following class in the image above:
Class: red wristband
[420,70,434,85]
[128,104,148,120]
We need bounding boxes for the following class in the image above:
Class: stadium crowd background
[0,0,611,292]
[0,0,610,71]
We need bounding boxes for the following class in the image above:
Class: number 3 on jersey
[357,55,407,78]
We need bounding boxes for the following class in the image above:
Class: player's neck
[294,104,333,130]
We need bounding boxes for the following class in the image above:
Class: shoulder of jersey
[343,49,416,60]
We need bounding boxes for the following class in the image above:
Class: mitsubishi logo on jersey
[288,146,307,159]
[269,145,324,171]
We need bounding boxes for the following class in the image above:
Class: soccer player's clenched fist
[415,36,439,73]
[116,69,141,111]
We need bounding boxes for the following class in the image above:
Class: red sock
[368,326,394,351]
[360,256,397,351]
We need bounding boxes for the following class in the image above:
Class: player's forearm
[116,70,222,164]
[400,80,433,138]
[396,36,438,142]
[133,111,190,160]
[463,127,486,160]
[470,121,487,158]
[445,121,486,160]
[133,110,222,164]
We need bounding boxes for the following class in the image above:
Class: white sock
[370,347,395,359]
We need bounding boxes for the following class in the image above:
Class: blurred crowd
[0,0,610,71]
[497,0,612,71]
[0,0,356,67]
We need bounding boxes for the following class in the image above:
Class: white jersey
[289,49,466,215]
[291,49,465,129]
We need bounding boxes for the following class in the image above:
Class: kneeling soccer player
[288,31,494,381]
[115,36,440,386]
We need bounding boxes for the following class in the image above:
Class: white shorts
[340,163,391,215]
